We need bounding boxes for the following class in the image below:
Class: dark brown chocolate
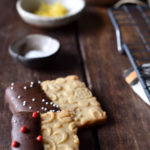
[5,82,60,114]
[11,112,44,150]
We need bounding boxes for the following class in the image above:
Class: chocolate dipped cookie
[5,82,60,114]
[11,111,79,150]
[5,75,107,128]
[11,112,44,150]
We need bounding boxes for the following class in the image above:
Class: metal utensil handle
[114,0,146,8]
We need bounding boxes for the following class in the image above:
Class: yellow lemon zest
[34,1,68,17]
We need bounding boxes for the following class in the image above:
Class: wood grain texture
[78,6,150,150]
[85,0,117,5]
[0,1,150,150]
[0,1,96,150]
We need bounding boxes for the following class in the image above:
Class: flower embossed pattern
[41,110,79,150]
[41,75,107,127]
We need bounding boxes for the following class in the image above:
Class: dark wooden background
[0,0,150,150]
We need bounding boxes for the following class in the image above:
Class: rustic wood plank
[85,0,117,6]
[0,1,98,150]
[78,6,150,150]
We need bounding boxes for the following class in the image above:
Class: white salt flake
[25,50,55,59]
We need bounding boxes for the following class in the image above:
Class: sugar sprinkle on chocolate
[29,106,32,110]
[42,99,45,102]
[32,98,36,102]
[23,101,27,106]
[38,80,41,84]
[18,95,21,99]
[11,82,14,86]
[24,86,27,90]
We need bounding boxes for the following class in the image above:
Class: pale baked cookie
[41,110,79,150]
[41,75,107,127]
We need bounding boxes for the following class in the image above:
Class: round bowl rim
[16,0,86,21]
[9,34,61,61]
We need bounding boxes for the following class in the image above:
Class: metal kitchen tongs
[108,0,150,104]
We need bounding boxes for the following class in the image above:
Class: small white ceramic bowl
[9,34,60,67]
[16,0,86,28]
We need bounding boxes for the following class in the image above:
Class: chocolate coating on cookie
[5,82,60,114]
[11,112,44,150]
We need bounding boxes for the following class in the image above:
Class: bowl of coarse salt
[9,34,60,68]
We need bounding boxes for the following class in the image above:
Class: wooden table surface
[0,1,150,150]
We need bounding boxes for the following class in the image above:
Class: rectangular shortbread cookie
[41,110,79,150]
[41,75,107,127]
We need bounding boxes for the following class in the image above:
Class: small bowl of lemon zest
[34,2,68,18]
[16,0,86,28]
